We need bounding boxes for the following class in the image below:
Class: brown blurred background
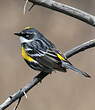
[0,0,95,110]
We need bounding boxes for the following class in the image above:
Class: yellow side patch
[57,54,65,61]
[24,26,32,30]
[22,47,35,62]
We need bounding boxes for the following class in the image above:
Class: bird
[14,26,91,78]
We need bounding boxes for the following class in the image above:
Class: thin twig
[0,39,95,110]
[13,98,21,110]
[24,0,29,14]
[24,0,35,14]
[28,0,95,26]
[28,3,35,12]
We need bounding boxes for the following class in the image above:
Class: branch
[64,39,95,59]
[0,72,49,110]
[28,0,95,27]
[0,39,95,109]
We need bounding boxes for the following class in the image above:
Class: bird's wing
[22,37,67,70]
[26,40,67,67]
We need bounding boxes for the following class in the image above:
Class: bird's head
[14,26,38,43]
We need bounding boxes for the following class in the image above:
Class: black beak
[14,32,22,36]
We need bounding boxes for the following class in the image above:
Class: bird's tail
[62,61,91,78]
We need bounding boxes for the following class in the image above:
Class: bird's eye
[25,33,34,40]
[25,34,29,38]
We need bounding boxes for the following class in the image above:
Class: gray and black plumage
[14,27,91,78]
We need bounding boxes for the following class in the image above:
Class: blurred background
[0,0,95,110]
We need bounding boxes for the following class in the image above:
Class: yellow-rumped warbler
[14,27,91,78]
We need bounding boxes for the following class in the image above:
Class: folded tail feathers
[62,61,91,78]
